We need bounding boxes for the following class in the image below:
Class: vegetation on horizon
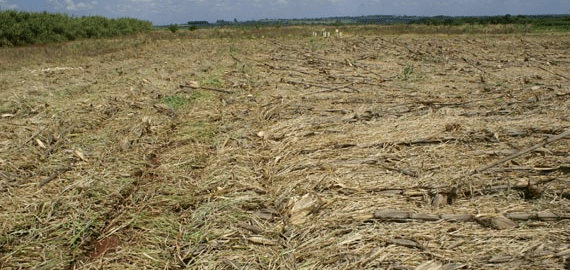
[165,14,570,32]
[0,10,152,47]
[1,9,569,48]
[409,14,570,31]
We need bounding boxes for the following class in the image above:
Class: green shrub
[0,10,152,47]
[168,24,179,33]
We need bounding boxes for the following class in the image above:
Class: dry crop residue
[1,31,569,269]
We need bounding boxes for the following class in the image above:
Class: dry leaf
[475,214,517,230]
[74,149,87,161]
[289,194,320,225]
[390,238,423,249]
[35,138,47,149]
[415,260,442,270]
[153,103,170,112]
[120,138,131,152]
[257,131,267,139]
[432,193,447,208]
[187,80,200,88]
[142,116,152,126]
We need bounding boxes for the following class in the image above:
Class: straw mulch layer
[1,31,569,269]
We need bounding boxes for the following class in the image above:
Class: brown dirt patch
[89,236,120,260]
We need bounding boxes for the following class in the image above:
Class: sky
[2,0,569,25]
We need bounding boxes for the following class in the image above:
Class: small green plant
[189,25,198,31]
[309,39,325,52]
[168,24,179,33]
[69,218,95,247]
[177,121,217,143]
[188,88,217,104]
[402,66,414,80]
[202,77,224,88]
[161,95,187,109]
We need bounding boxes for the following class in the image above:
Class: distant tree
[216,20,229,25]
[187,21,209,25]
[168,24,179,33]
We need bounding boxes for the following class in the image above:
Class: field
[1,26,569,269]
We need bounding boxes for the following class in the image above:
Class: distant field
[3,10,569,48]
[1,26,569,269]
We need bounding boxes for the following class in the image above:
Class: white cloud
[35,0,570,25]
[48,0,98,11]
[0,0,18,9]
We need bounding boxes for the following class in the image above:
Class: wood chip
[374,209,411,221]
[556,248,570,257]
[537,210,559,221]
[390,238,423,249]
[475,214,517,230]
[410,213,440,221]
[506,212,534,220]
[246,236,277,246]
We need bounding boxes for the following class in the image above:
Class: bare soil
[1,28,569,269]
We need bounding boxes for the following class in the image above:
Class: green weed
[161,95,187,110]
[402,65,414,81]
[308,39,325,51]
[167,24,179,33]
[177,121,217,143]
[201,77,225,88]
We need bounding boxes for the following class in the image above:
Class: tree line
[169,14,570,32]
[409,14,570,31]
